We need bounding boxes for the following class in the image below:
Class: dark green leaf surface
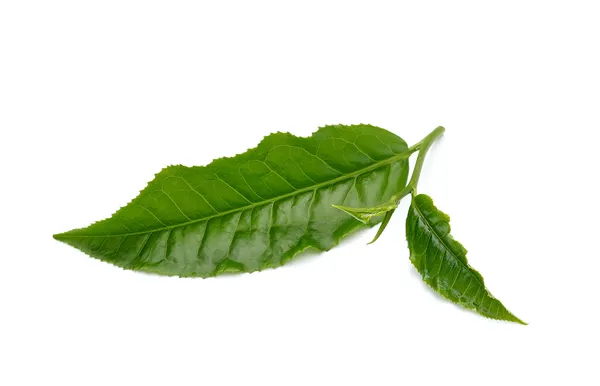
[55,125,409,277]
[406,194,525,324]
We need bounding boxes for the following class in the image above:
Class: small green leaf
[54,124,410,277]
[368,208,395,244]
[332,196,398,224]
[332,196,398,244]
[406,194,525,324]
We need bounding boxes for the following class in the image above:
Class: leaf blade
[406,194,525,324]
[55,124,410,277]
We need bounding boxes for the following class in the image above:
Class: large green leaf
[55,125,410,277]
[406,194,525,324]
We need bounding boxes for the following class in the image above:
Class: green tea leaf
[406,194,525,324]
[55,125,410,277]
[332,195,398,224]
[368,208,395,245]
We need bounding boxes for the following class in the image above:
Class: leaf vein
[215,173,253,204]
[139,206,167,226]
[237,165,266,200]
[176,175,219,214]
[160,189,192,221]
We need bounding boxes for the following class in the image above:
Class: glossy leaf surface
[406,194,525,324]
[55,125,409,277]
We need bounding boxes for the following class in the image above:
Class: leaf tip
[511,314,528,325]
[53,231,74,243]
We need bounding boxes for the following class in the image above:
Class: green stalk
[368,126,445,243]
[407,126,445,196]
[388,126,445,203]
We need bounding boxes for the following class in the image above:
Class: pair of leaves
[54,124,524,323]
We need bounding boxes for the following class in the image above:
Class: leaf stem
[392,126,445,203]
[406,126,445,196]
[364,126,445,243]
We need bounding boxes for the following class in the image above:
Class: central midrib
[411,198,486,290]
[61,150,413,239]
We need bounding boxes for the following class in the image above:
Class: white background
[1,1,599,385]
